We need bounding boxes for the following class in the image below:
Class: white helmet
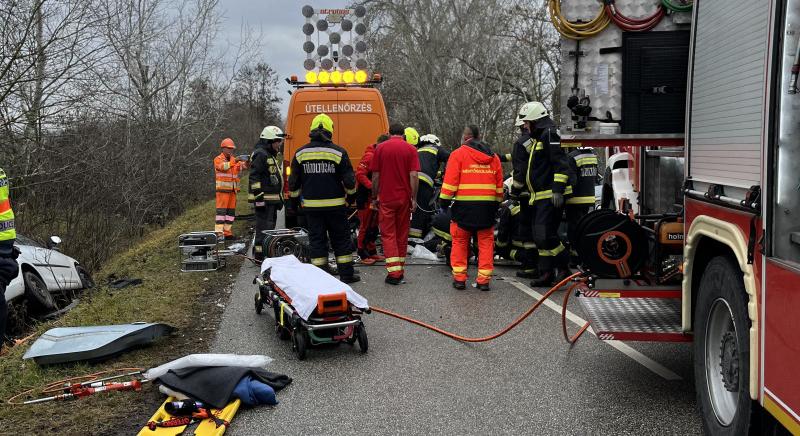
[517,101,549,123]
[419,134,441,146]
[260,126,284,140]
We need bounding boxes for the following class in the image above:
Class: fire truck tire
[694,256,756,436]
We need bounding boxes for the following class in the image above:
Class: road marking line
[506,279,683,381]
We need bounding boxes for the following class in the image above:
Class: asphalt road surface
[212,217,702,435]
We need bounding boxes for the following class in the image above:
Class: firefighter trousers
[215,191,237,237]
[450,223,494,285]
[513,201,538,274]
[357,205,379,256]
[409,184,435,239]
[532,199,568,272]
[253,204,278,260]
[379,199,411,278]
[566,204,592,258]
[306,209,355,278]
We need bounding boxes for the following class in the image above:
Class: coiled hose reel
[574,210,648,278]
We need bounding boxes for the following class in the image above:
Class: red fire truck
[551,0,800,433]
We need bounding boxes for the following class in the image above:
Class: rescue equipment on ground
[7,367,147,404]
[261,229,310,261]
[179,232,246,272]
[143,354,274,380]
[140,396,240,436]
[23,323,174,365]
[254,255,369,359]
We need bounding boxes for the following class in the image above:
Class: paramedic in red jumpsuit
[370,123,420,285]
[355,135,389,264]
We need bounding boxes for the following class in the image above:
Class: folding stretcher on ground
[253,255,370,359]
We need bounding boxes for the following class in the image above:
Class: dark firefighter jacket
[249,141,283,205]
[567,148,599,205]
[511,132,532,195]
[439,139,503,231]
[288,129,357,211]
[416,142,450,188]
[524,118,573,204]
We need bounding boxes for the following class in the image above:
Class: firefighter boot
[452,280,466,290]
[516,269,540,279]
[530,270,556,288]
[476,282,490,292]
[341,273,361,284]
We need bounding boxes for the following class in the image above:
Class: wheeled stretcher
[254,255,369,359]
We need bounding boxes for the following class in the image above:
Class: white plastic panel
[687,0,771,188]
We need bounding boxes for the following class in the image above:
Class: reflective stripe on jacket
[567,147,599,205]
[287,131,357,211]
[417,143,450,187]
[440,140,503,230]
[249,143,283,204]
[524,120,573,204]
[214,153,241,193]
[0,167,16,247]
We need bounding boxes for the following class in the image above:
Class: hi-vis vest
[0,168,16,244]
[214,153,241,193]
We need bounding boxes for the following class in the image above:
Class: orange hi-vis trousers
[215,192,237,237]
[450,222,494,285]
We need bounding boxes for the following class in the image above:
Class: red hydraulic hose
[562,280,592,344]
[371,273,583,343]
[604,0,665,32]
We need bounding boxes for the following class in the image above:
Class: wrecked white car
[5,235,94,311]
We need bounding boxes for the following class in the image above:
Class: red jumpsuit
[370,136,420,279]
[439,141,503,285]
[214,153,242,237]
[355,143,380,260]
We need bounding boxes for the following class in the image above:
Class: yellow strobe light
[343,70,355,83]
[355,70,368,83]
[305,71,318,84]
[331,70,342,84]
[318,70,331,84]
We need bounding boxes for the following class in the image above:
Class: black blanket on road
[157,366,292,409]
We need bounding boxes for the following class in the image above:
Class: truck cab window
[774,0,800,263]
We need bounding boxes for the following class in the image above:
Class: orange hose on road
[562,280,592,344]
[371,273,585,343]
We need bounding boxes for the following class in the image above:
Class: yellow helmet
[404,127,420,146]
[310,113,334,134]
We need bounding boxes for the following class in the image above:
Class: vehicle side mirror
[48,236,62,251]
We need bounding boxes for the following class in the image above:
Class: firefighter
[409,133,450,242]
[371,123,420,285]
[288,114,360,284]
[509,105,539,279]
[355,134,390,264]
[440,125,503,291]
[249,126,285,261]
[566,146,599,264]
[520,102,574,287]
[0,168,19,343]
[214,138,246,240]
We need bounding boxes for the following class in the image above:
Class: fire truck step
[577,294,692,342]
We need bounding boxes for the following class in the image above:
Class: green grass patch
[0,188,252,434]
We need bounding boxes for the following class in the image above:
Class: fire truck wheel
[694,256,755,435]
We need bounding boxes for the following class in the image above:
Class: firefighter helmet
[419,134,441,146]
[310,113,334,134]
[260,126,284,140]
[221,138,235,149]
[518,101,549,123]
[404,127,420,146]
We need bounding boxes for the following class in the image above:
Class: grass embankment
[0,189,251,435]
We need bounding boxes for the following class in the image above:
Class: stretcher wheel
[254,292,263,314]
[293,329,308,360]
[276,324,290,341]
[356,323,368,353]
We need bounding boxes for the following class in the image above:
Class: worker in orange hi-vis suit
[214,138,246,239]
[439,125,504,292]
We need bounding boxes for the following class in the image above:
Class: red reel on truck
[575,210,648,278]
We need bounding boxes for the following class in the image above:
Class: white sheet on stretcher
[260,255,369,321]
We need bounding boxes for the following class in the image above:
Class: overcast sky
[218,0,353,114]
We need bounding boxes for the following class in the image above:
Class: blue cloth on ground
[232,375,278,406]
